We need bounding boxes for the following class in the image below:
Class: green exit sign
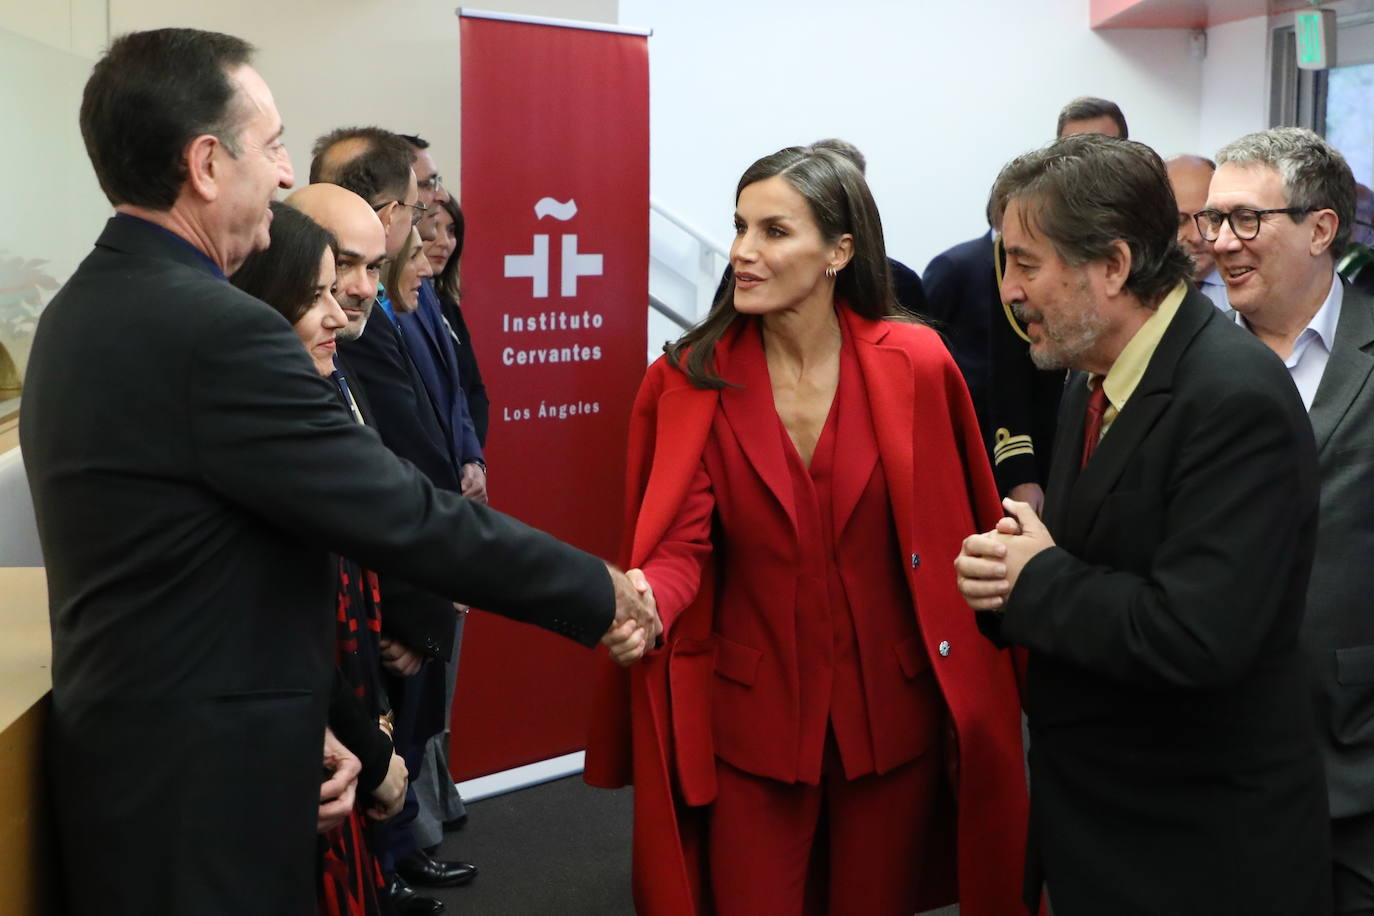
[1296,9,1337,70]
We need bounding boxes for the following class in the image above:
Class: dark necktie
[1081,383,1109,469]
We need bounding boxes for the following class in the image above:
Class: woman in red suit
[586,145,1030,915]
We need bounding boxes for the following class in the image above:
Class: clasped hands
[954,498,1055,612]
[601,564,661,667]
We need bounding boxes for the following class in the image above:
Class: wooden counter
[0,567,52,916]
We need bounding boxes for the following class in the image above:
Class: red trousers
[707,742,942,916]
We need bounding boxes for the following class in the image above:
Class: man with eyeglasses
[1205,126,1374,914]
[1165,154,1229,311]
[313,125,486,915]
[402,133,449,243]
[312,126,424,261]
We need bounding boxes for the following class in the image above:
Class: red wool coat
[585,309,1030,915]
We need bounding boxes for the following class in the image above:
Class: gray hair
[810,138,866,175]
[1215,127,1356,257]
[990,133,1192,305]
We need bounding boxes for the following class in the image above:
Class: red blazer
[586,309,1030,916]
[643,316,946,785]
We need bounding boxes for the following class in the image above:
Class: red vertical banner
[453,11,649,780]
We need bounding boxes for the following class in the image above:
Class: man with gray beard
[955,133,1329,915]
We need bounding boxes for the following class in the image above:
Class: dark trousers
[380,659,449,873]
[1335,811,1374,914]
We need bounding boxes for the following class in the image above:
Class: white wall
[1198,16,1271,162]
[623,0,1274,275]
[109,0,618,199]
[0,1,112,388]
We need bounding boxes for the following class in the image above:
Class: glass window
[1325,62,1374,186]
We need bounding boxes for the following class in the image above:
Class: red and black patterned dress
[319,374,393,916]
[318,560,393,916]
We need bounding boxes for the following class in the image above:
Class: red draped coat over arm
[585,308,1030,915]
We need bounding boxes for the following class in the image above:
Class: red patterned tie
[1081,383,1109,469]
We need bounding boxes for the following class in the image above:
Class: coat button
[938,640,951,657]
[911,553,921,569]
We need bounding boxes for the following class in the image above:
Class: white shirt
[1197,267,1230,312]
[1234,270,1342,412]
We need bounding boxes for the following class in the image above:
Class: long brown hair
[433,195,466,302]
[385,228,421,307]
[665,145,899,389]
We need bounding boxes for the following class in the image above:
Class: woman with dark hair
[586,147,1031,915]
[424,195,489,446]
[233,201,407,916]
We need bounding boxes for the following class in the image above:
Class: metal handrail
[650,197,730,260]
[649,294,694,330]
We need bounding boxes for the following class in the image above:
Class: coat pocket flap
[668,638,717,806]
[893,634,931,679]
[1336,645,1374,685]
[713,635,762,687]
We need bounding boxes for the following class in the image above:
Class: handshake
[601,564,662,667]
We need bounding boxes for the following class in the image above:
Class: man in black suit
[21,28,656,916]
[1207,127,1374,913]
[955,134,1329,915]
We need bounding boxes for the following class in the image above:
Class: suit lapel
[832,325,879,537]
[718,321,799,533]
[1309,283,1374,455]
[333,351,375,426]
[850,313,916,549]
[1056,289,1211,546]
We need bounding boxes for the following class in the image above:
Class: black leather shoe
[385,873,445,915]
[442,812,468,832]
[396,850,478,888]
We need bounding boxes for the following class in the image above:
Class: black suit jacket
[983,288,1330,915]
[337,307,462,660]
[923,230,1063,495]
[922,232,995,438]
[21,215,613,916]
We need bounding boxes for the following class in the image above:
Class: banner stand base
[456,751,585,803]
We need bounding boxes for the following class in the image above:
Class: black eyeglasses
[1193,207,1316,242]
[373,199,429,227]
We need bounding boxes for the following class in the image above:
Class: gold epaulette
[994,427,1035,465]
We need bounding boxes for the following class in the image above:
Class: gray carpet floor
[424,774,958,915]
[426,776,636,915]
